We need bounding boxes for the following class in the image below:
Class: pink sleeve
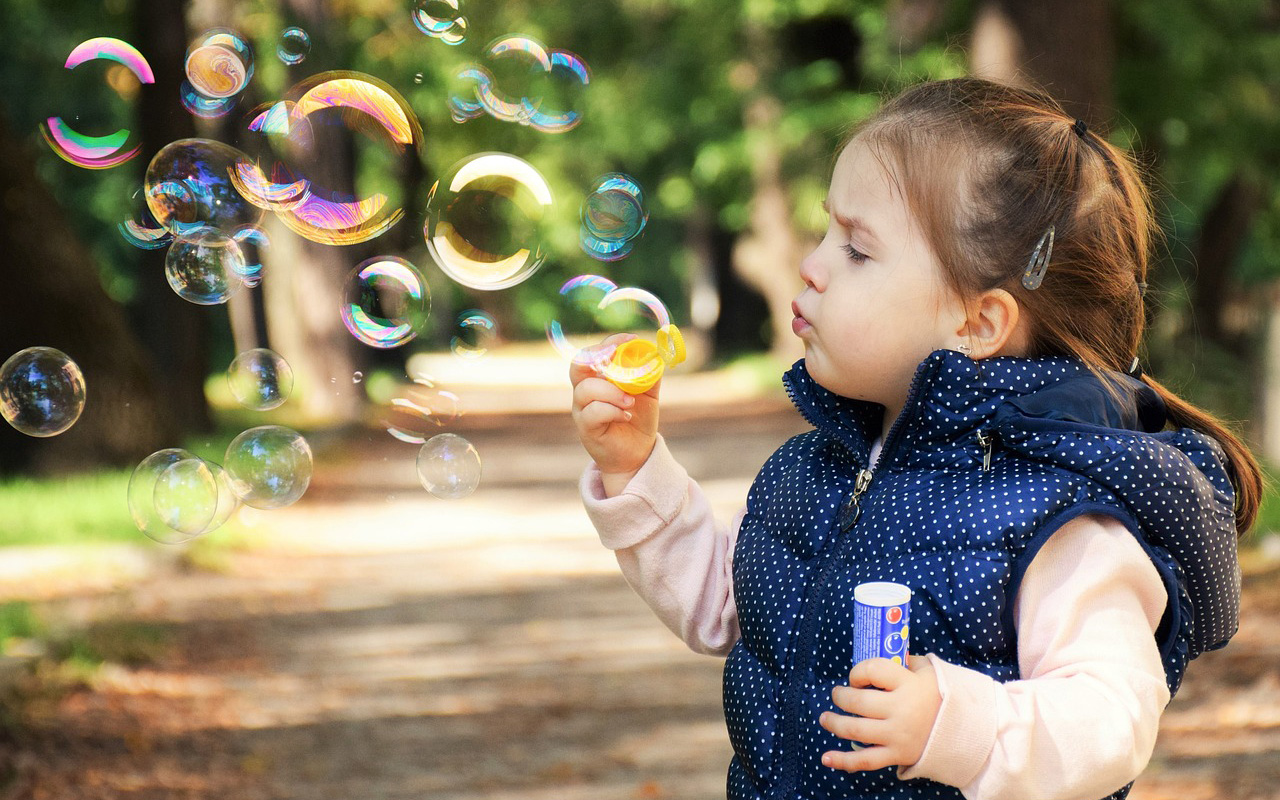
[900,513,1171,800]
[580,434,741,656]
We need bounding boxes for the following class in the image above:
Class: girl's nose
[799,248,824,290]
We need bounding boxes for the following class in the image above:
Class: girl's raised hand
[570,334,660,496]
[818,655,942,772]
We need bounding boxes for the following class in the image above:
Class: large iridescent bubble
[145,138,265,235]
[236,72,421,246]
[0,347,87,438]
[424,152,553,290]
[40,38,154,169]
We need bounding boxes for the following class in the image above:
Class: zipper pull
[976,429,994,472]
[838,469,874,530]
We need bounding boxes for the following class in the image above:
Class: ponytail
[1140,373,1262,534]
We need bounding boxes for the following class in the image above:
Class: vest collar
[783,349,1167,470]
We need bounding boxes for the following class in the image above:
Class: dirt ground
[1,397,1278,800]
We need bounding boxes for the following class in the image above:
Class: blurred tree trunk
[257,0,363,425]
[1191,174,1262,349]
[0,116,169,475]
[133,0,213,435]
[970,0,1114,128]
[730,25,806,363]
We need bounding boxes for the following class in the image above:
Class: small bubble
[0,347,87,437]
[227,348,293,411]
[352,371,364,384]
[416,433,481,499]
[277,27,311,66]
[340,256,431,348]
[224,425,313,509]
[414,73,424,84]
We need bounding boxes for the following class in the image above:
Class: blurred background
[0,0,1278,798]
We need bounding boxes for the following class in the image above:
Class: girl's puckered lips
[791,300,812,336]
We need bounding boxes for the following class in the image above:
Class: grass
[0,470,137,547]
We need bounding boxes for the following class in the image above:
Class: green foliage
[0,601,43,654]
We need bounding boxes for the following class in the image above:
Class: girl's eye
[841,244,868,264]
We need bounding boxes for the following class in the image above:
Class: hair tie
[1072,118,1088,138]
[1136,281,1148,297]
[1128,357,1143,378]
[1022,225,1055,290]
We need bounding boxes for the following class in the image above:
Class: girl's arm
[901,513,1170,800]
[581,434,741,657]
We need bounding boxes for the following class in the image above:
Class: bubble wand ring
[604,323,686,395]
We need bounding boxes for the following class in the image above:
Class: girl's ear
[955,288,1027,358]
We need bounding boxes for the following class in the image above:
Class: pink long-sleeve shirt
[581,434,1171,800]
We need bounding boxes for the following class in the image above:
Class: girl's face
[792,139,967,421]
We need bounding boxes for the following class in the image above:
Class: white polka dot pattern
[721,350,1240,800]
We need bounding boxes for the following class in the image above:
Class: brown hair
[851,77,1261,533]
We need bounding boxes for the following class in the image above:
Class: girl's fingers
[830,686,893,720]
[576,399,632,430]
[573,376,634,413]
[821,745,897,773]
[819,711,886,746]
[848,658,910,691]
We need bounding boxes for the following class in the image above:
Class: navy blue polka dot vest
[724,350,1239,800]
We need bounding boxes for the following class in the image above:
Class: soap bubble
[526,49,590,133]
[246,72,421,246]
[224,425,313,510]
[0,347,87,438]
[450,311,497,359]
[424,152,553,290]
[383,375,461,444]
[227,348,293,410]
[130,449,203,544]
[165,227,246,305]
[412,0,467,44]
[447,37,589,132]
[416,433,481,499]
[545,274,619,362]
[352,371,364,384]
[185,29,253,99]
[152,457,219,536]
[277,27,311,65]
[339,256,431,348]
[40,38,154,169]
[145,138,265,235]
[581,173,647,261]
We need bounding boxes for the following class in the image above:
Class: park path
[2,391,1279,799]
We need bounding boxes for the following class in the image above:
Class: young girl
[570,77,1259,800]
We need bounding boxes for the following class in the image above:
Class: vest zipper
[976,429,994,471]
[838,468,874,530]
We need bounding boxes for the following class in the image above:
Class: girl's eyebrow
[821,199,882,249]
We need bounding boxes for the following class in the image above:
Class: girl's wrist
[600,468,641,497]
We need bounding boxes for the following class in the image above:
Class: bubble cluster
[224,425,313,510]
[277,27,311,65]
[40,38,154,169]
[340,257,431,348]
[145,138,265,235]
[0,347,87,438]
[416,433,481,499]
[581,173,647,261]
[449,36,589,133]
[412,0,468,45]
[164,227,246,305]
[424,152,553,290]
[129,449,239,544]
[227,348,293,410]
[450,311,497,360]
